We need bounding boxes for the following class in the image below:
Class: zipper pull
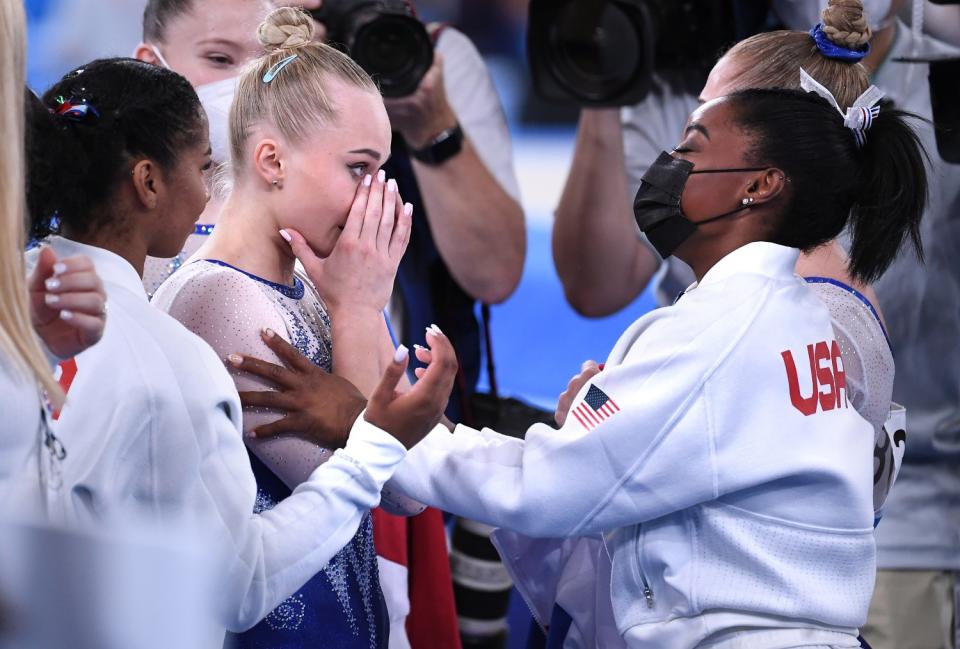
[643,586,654,609]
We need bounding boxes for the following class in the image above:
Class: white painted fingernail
[44,293,60,306]
[387,179,397,193]
[393,344,409,364]
[59,310,74,321]
[262,328,275,339]
[404,203,413,216]
[413,344,425,350]
[45,278,60,291]
[227,354,243,366]
[363,174,372,187]
[377,169,386,183]
[52,262,68,276]
[429,323,443,335]
[279,229,292,243]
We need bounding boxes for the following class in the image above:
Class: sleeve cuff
[335,411,408,488]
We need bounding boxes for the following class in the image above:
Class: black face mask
[633,151,767,259]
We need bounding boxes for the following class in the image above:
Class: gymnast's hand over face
[231,328,365,448]
[29,247,107,359]
[555,360,602,427]
[281,171,412,315]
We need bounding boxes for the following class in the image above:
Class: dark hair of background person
[729,87,927,283]
[27,57,204,240]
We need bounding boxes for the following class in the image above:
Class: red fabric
[372,507,409,567]
[372,507,461,649]
[405,507,461,649]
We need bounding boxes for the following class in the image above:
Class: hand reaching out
[232,324,457,450]
[28,246,107,359]
[231,328,365,448]
[365,325,458,449]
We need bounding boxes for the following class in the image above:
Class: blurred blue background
[23,1,655,645]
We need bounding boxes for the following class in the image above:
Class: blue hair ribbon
[263,54,299,84]
[809,23,871,61]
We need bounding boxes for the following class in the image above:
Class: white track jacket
[392,242,876,648]
[24,237,408,640]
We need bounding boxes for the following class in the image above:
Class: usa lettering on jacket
[781,340,849,416]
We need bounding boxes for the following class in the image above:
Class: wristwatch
[409,123,464,165]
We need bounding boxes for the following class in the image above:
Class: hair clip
[809,24,870,62]
[799,68,884,148]
[263,54,299,84]
[52,95,100,123]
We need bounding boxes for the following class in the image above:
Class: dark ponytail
[27,57,204,239]
[728,88,927,283]
[848,110,927,281]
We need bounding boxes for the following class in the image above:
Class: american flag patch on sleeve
[571,385,620,431]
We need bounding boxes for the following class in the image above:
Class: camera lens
[548,3,642,101]
[353,14,433,97]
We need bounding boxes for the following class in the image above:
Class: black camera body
[528,0,748,107]
[311,0,434,97]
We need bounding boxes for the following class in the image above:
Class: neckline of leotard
[200,259,305,300]
[804,276,892,353]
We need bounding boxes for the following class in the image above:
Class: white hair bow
[799,68,884,148]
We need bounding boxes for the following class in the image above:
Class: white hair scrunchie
[799,67,884,148]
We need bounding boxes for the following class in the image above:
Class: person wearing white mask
[133,0,275,297]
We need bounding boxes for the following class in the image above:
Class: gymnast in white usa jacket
[390,86,930,648]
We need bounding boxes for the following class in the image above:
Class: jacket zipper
[636,526,655,609]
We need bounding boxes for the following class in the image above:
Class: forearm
[412,139,525,305]
[391,423,611,538]
[330,306,391,397]
[218,416,406,631]
[553,109,659,317]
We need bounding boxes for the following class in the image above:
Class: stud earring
[272,179,281,189]
[741,197,755,205]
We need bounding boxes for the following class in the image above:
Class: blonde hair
[229,7,378,171]
[721,0,871,109]
[0,0,62,403]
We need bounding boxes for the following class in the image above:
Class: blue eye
[349,164,367,178]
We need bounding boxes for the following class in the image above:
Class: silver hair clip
[263,54,299,84]
[799,68,884,148]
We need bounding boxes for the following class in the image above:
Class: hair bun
[821,0,872,50]
[258,7,315,53]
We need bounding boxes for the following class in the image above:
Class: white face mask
[150,45,240,164]
[195,76,239,166]
[148,45,237,165]
[772,0,893,33]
